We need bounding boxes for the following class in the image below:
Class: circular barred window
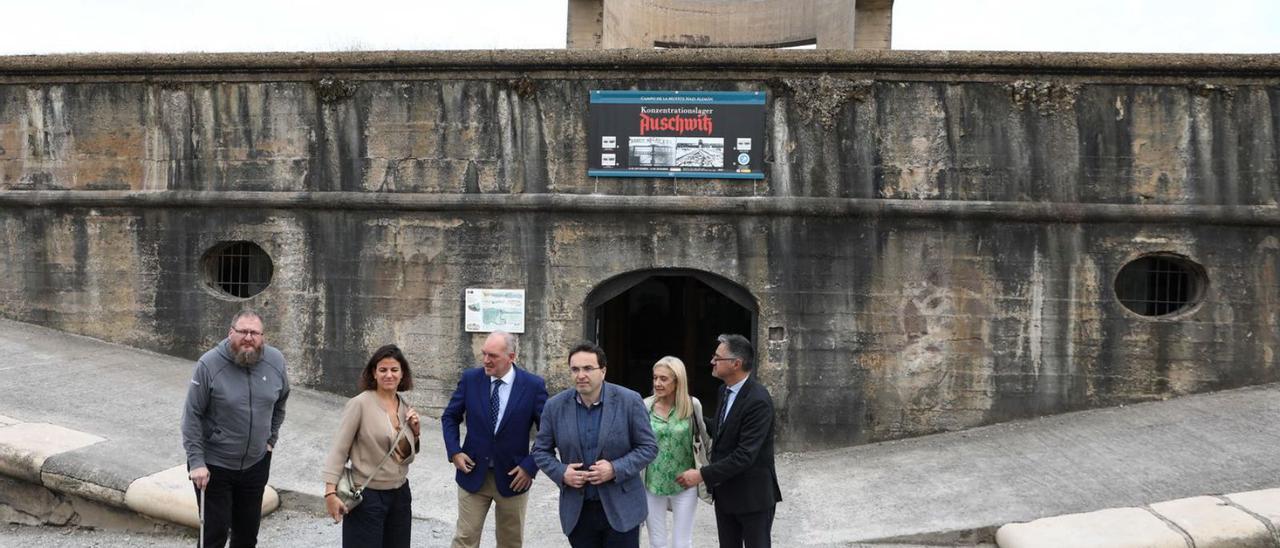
[202,241,273,299]
[1114,254,1205,318]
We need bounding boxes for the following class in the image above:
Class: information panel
[464,288,525,333]
[588,90,766,180]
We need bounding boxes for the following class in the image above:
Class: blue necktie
[716,386,729,436]
[490,379,504,432]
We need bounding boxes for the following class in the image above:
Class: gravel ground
[0,524,190,548]
[0,506,459,548]
[0,520,989,548]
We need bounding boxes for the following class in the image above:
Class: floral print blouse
[643,403,695,496]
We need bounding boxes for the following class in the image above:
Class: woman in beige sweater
[322,344,421,547]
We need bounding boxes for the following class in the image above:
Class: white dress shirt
[491,365,517,432]
[722,376,748,421]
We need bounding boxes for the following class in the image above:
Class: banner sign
[588,90,766,180]
[464,288,525,333]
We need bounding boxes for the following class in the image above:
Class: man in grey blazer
[532,341,658,548]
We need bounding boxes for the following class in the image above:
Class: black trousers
[193,452,272,548]
[714,503,775,548]
[567,500,639,548]
[342,482,413,548]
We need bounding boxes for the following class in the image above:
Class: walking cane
[199,485,206,548]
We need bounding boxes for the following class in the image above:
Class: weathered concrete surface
[567,0,891,49]
[0,474,181,534]
[1228,489,1280,532]
[3,319,1280,546]
[0,424,103,483]
[123,465,277,530]
[1151,496,1273,548]
[44,440,176,501]
[1,48,1277,74]
[996,493,1280,548]
[124,466,207,531]
[0,424,280,531]
[995,507,1188,548]
[2,50,1280,450]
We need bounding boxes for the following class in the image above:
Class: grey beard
[233,347,262,367]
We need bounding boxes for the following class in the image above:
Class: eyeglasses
[711,355,736,362]
[232,328,264,338]
[569,366,601,375]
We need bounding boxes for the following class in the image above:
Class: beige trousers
[451,471,529,548]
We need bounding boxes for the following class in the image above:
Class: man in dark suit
[677,334,782,548]
[441,331,548,548]
[532,341,658,548]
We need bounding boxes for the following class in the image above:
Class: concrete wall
[1,50,1279,450]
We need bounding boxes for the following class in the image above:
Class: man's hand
[267,443,273,452]
[563,463,588,488]
[452,453,475,473]
[586,460,615,485]
[509,466,532,492]
[675,468,702,488]
[189,466,211,490]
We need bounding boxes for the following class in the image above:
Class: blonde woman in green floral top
[642,357,711,548]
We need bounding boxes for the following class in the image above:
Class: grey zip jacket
[182,338,289,471]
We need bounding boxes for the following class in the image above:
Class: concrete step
[997,490,1280,548]
[0,417,278,532]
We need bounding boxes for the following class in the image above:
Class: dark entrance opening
[584,270,756,422]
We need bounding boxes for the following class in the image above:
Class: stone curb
[996,488,1280,548]
[0,421,279,530]
[0,422,103,483]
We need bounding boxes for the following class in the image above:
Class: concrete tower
[567,0,894,49]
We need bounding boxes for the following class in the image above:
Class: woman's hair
[359,344,413,392]
[653,356,692,420]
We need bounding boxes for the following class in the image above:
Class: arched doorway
[583,269,757,420]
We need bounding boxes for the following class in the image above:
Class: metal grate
[209,241,273,299]
[1115,256,1200,317]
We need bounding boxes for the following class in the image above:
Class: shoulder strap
[689,397,702,437]
[353,401,411,493]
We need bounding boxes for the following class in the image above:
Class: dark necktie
[490,379,504,432]
[715,386,729,436]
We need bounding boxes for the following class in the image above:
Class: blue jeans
[342,482,412,548]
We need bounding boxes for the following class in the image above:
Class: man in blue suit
[532,341,658,548]
[442,331,548,548]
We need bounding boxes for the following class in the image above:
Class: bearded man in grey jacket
[182,309,290,548]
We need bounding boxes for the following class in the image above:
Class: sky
[0,0,1277,55]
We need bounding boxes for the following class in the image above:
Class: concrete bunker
[583,269,757,415]
[3,50,1280,450]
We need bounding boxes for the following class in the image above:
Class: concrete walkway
[2,318,1279,546]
